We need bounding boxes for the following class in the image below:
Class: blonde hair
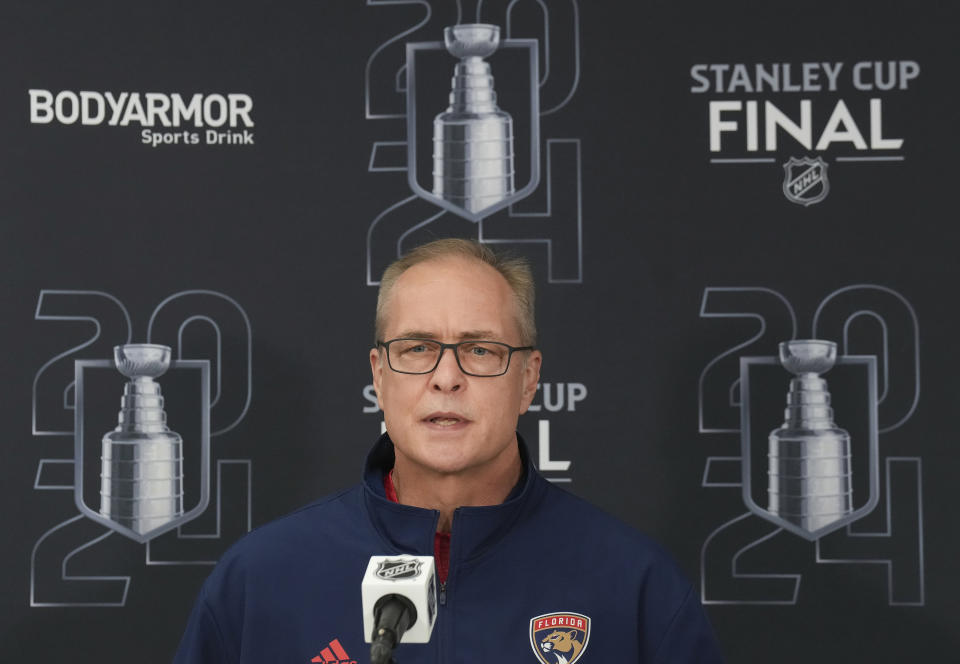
[375,238,537,346]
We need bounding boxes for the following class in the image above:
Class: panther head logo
[539,630,583,664]
[530,612,590,664]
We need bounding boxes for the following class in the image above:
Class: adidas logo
[310,638,357,664]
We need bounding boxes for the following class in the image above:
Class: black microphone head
[373,593,418,636]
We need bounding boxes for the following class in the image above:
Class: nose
[430,346,464,392]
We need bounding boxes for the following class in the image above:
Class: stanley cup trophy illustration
[432,23,515,214]
[767,340,853,533]
[99,344,184,536]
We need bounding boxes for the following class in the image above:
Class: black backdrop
[2,1,958,662]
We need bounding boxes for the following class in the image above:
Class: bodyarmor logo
[375,558,422,580]
[529,613,590,664]
[28,89,256,147]
[782,157,829,206]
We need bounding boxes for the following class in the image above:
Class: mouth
[423,412,470,428]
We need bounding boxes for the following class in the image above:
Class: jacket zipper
[436,510,459,664]
[437,580,448,664]
[433,511,446,664]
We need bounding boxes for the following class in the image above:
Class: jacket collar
[361,433,546,562]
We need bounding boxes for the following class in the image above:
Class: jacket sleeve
[172,590,232,664]
[649,587,725,664]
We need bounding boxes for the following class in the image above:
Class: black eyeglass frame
[376,338,536,377]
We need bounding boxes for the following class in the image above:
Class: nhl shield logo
[376,558,422,580]
[782,156,829,206]
[529,612,590,664]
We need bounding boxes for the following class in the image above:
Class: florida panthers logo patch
[529,612,590,664]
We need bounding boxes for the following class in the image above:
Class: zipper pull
[439,581,447,606]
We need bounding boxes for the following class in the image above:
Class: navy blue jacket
[174,435,724,663]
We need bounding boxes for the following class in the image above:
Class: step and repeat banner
[2,1,957,662]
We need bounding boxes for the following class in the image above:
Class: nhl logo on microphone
[529,612,590,664]
[376,558,423,581]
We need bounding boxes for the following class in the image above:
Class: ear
[518,350,542,414]
[370,346,385,410]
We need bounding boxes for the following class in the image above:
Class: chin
[391,436,475,475]
[424,461,474,476]
[412,445,477,475]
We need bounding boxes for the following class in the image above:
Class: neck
[391,439,523,533]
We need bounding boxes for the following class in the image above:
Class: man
[174,239,724,663]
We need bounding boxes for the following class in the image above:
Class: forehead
[383,257,520,340]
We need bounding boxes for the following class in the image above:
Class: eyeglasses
[377,338,535,377]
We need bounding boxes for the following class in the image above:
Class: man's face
[370,257,541,476]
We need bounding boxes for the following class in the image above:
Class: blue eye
[396,341,438,356]
[461,343,507,361]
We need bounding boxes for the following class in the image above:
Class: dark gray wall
[1,1,957,662]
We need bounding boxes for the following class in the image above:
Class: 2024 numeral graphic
[698,285,924,606]
[30,290,253,607]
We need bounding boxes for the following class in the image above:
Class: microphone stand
[370,594,417,664]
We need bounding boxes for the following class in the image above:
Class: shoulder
[527,479,695,596]
[533,479,675,560]
[204,485,364,588]
[531,481,722,661]
[174,485,370,662]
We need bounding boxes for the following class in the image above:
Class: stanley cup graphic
[432,24,515,215]
[99,344,184,536]
[767,340,853,533]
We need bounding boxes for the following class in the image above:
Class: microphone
[362,556,437,664]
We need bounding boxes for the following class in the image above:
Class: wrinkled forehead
[381,257,522,341]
